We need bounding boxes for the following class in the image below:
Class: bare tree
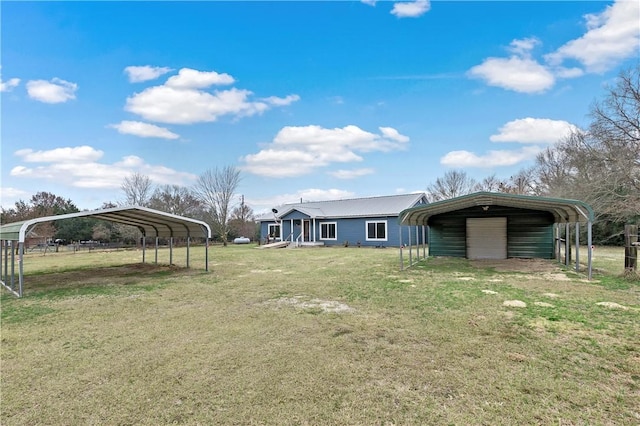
[585,66,640,221]
[121,173,153,207]
[533,66,639,222]
[148,185,202,216]
[193,166,241,245]
[228,195,256,240]
[474,174,504,193]
[499,167,538,195]
[426,170,477,202]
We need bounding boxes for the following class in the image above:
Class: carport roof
[399,192,595,226]
[0,206,212,242]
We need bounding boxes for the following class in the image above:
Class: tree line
[1,166,256,246]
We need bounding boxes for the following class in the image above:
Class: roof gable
[0,206,212,242]
[399,192,594,225]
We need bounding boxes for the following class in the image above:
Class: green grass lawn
[1,245,639,425]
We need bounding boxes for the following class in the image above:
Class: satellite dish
[272,208,278,214]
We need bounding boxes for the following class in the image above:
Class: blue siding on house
[261,216,426,247]
[259,193,429,247]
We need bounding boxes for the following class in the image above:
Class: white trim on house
[267,223,282,240]
[365,220,388,241]
[319,222,337,241]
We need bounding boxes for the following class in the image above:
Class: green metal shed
[399,192,595,278]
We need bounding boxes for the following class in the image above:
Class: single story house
[258,193,428,247]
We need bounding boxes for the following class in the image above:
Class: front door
[303,220,311,242]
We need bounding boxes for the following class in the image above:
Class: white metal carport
[0,206,212,297]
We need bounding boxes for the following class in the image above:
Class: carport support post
[624,224,638,272]
[565,223,570,266]
[554,224,560,261]
[18,242,24,297]
[205,238,209,272]
[587,221,593,280]
[2,241,6,283]
[415,226,420,261]
[155,237,159,264]
[408,226,413,265]
[575,222,580,272]
[186,237,190,268]
[169,237,173,266]
[11,241,16,290]
[3,241,8,284]
[142,236,146,264]
[399,226,404,270]
[422,226,427,259]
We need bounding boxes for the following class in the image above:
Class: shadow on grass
[9,263,189,300]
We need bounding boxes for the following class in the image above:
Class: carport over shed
[399,192,595,278]
[0,206,212,297]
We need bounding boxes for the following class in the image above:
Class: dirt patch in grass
[471,258,562,274]
[264,296,354,313]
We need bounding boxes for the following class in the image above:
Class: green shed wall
[428,206,555,259]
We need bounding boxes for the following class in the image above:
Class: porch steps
[256,241,290,249]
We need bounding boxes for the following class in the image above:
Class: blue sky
[2,0,639,214]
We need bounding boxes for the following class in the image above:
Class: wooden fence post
[624,224,638,272]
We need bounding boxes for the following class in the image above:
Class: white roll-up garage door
[466,217,507,259]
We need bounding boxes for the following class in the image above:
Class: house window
[366,220,387,241]
[320,222,337,240]
[268,224,281,240]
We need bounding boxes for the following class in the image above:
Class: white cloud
[391,0,431,18]
[124,65,173,83]
[469,1,640,93]
[262,94,301,106]
[109,120,180,140]
[361,0,376,6]
[165,68,234,88]
[26,78,77,103]
[507,37,540,57]
[441,146,542,168]
[468,56,555,94]
[490,118,578,144]
[125,68,299,124]
[328,168,375,179]
[545,0,640,73]
[0,187,29,208]
[241,125,409,178]
[1,77,20,92]
[15,146,103,163]
[379,126,410,142]
[10,146,195,189]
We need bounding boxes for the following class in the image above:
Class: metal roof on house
[399,192,595,226]
[0,206,212,242]
[260,193,427,221]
